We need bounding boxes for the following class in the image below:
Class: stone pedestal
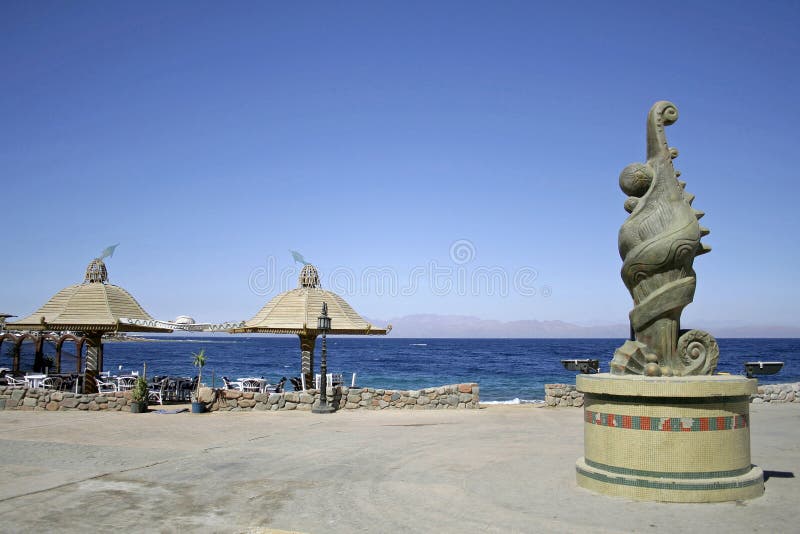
[575,374,763,502]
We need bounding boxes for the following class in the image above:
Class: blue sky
[2,1,798,327]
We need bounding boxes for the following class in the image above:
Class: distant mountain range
[368,314,800,338]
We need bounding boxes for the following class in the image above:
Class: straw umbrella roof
[232,265,390,335]
[7,258,172,334]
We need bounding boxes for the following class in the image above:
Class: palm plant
[192,349,206,401]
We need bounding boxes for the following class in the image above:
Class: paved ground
[0,403,797,533]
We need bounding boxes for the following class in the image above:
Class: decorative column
[32,335,45,373]
[298,333,316,388]
[83,333,103,394]
[55,341,62,373]
[12,339,21,373]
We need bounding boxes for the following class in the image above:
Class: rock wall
[0,383,480,412]
[752,383,799,403]
[200,383,480,411]
[544,383,583,407]
[0,386,137,411]
[7,382,794,411]
[545,382,800,407]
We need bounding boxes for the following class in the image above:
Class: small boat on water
[744,361,784,378]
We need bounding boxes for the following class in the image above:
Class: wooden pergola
[5,258,171,391]
[231,264,390,386]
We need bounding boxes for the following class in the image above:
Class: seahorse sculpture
[610,101,719,377]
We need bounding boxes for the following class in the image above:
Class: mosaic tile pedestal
[575,374,764,502]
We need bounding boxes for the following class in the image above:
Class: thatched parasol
[231,264,390,385]
[7,258,171,388]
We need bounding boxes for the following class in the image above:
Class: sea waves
[480,398,545,405]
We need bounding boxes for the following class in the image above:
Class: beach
[0,404,798,533]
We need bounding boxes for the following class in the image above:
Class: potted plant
[130,376,149,413]
[191,349,207,413]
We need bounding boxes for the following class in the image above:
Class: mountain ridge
[366,314,800,338]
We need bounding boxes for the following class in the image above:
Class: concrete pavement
[0,403,797,533]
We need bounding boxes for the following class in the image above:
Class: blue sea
[85,337,800,403]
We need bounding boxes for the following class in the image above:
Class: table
[24,374,47,389]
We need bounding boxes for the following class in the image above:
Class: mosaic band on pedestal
[575,374,764,502]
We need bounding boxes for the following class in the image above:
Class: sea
[86,337,800,403]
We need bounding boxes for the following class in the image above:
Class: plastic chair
[222,377,242,390]
[148,379,166,405]
[41,377,63,390]
[116,376,137,391]
[179,377,197,401]
[290,376,304,391]
[264,377,287,394]
[273,376,287,393]
[314,373,334,389]
[5,376,26,389]
[240,379,261,393]
[95,377,118,393]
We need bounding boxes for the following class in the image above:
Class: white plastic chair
[148,379,166,405]
[222,377,242,391]
[5,376,26,389]
[314,373,335,389]
[262,377,287,394]
[95,377,118,393]
[116,376,137,391]
[41,377,63,390]
[240,379,261,393]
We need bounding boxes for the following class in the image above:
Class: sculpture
[610,101,718,377]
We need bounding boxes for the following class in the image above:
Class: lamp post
[312,302,334,414]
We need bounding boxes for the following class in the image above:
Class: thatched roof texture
[233,265,390,335]
[8,259,171,333]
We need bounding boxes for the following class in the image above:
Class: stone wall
[544,383,583,407]
[752,383,799,403]
[9,381,794,411]
[0,383,480,412]
[0,386,137,411]
[200,383,480,411]
[544,382,800,407]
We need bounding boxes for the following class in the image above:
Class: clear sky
[2,1,798,327]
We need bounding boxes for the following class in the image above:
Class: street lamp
[312,302,334,414]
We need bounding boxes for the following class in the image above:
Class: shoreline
[103,335,179,343]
